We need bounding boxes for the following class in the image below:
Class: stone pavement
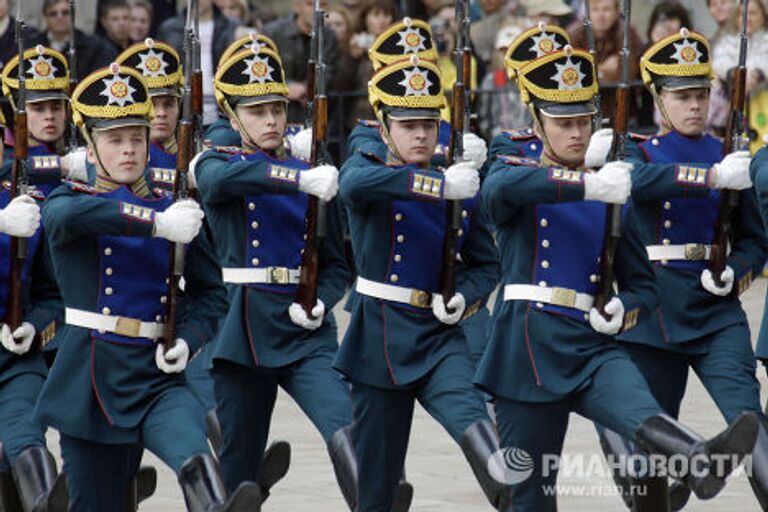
[48,279,768,511]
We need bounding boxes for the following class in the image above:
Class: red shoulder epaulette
[358,119,380,128]
[64,179,96,194]
[504,127,536,140]
[212,145,241,155]
[498,154,544,167]
[153,187,173,198]
[629,132,649,142]
[26,186,45,200]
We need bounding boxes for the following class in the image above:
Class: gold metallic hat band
[115,39,184,91]
[369,57,446,116]
[518,48,597,106]
[369,18,438,71]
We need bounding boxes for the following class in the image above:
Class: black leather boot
[206,410,223,458]
[328,427,357,510]
[0,470,22,512]
[459,421,512,511]
[178,454,262,512]
[748,416,768,510]
[598,429,636,509]
[635,412,758,500]
[258,441,290,503]
[136,465,157,505]
[631,476,669,512]
[668,480,691,511]
[11,447,67,512]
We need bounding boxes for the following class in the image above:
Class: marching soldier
[0,52,67,512]
[33,63,262,511]
[478,45,759,510]
[589,29,768,509]
[334,56,510,511]
[192,46,377,511]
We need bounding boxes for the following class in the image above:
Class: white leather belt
[222,267,301,285]
[65,307,165,339]
[646,243,711,261]
[355,276,435,308]
[503,284,594,312]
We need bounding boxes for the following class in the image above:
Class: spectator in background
[470,0,511,77]
[158,0,239,127]
[637,1,693,129]
[0,0,39,70]
[31,0,115,82]
[129,0,153,43]
[477,24,531,139]
[713,0,768,91]
[340,0,365,29]
[216,0,249,23]
[100,0,132,53]
[708,0,737,44]
[522,0,572,26]
[263,0,338,124]
[567,0,643,123]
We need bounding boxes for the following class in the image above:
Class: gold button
[584,313,589,320]
[664,220,672,228]
[536,302,544,308]
[105,267,113,276]
[541,260,550,269]
[462,210,468,218]
[457,229,464,237]
[664,201,671,210]
[394,254,402,262]
[160,296,167,304]
[251,221,259,229]
[397,234,405,243]
[542,240,550,248]
[102,307,111,315]
[156,315,162,322]
[540,219,548,227]
[590,274,598,283]
[252,240,260,248]
[390,274,399,283]
[662,239,670,245]
[661,259,668,265]
[303,234,307,241]
[395,213,403,221]
[538,281,547,287]
[652,138,659,146]
[252,258,259,266]
[105,287,113,295]
[104,248,112,256]
[165,278,170,285]
[248,202,256,210]
[531,143,538,151]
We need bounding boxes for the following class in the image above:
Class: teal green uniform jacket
[475,156,658,401]
[34,179,227,444]
[749,145,768,359]
[195,147,349,369]
[618,132,767,350]
[333,150,500,389]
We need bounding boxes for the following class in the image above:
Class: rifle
[296,0,329,317]
[188,0,203,153]
[163,2,198,350]
[583,0,603,131]
[439,0,471,308]
[593,0,631,315]
[67,0,78,151]
[709,0,749,287]
[7,7,28,331]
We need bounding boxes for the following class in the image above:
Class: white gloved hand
[288,300,325,330]
[288,128,313,161]
[155,339,190,373]
[700,266,735,296]
[432,293,466,325]
[60,147,89,182]
[0,195,41,237]
[460,133,487,169]
[583,161,633,204]
[299,165,339,201]
[443,161,480,200]
[153,199,204,243]
[588,297,625,335]
[584,128,614,169]
[710,151,752,190]
[0,322,35,355]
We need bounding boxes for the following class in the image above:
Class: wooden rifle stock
[7,111,27,331]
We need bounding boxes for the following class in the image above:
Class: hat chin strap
[376,109,407,165]
[222,100,261,151]
[650,85,677,135]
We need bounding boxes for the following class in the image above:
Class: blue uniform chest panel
[387,195,477,296]
[95,187,172,346]
[241,151,310,293]
[641,131,722,271]
[0,189,43,320]
[148,144,176,169]
[534,200,606,322]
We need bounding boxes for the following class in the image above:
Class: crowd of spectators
[0,0,766,151]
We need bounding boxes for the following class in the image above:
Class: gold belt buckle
[550,287,577,308]
[266,266,290,284]
[114,316,142,337]
[409,289,432,308]
[685,243,707,261]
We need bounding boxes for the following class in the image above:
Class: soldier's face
[232,101,287,152]
[538,114,592,166]
[384,119,438,165]
[659,88,709,137]
[27,100,67,144]
[150,95,180,145]
[89,126,149,184]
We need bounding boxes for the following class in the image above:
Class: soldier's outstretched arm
[195,149,304,205]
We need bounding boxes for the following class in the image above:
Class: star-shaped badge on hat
[27,54,57,80]
[137,48,169,77]
[671,38,702,65]
[396,26,426,54]
[399,67,432,96]
[552,57,585,90]
[242,54,274,84]
[531,32,561,58]
[100,74,137,107]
